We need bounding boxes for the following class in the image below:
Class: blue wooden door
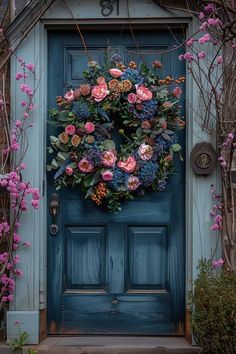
[47,30,185,335]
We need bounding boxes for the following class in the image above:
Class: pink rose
[117,156,137,173]
[73,89,81,99]
[162,101,173,110]
[127,176,140,191]
[109,68,123,78]
[172,87,182,98]
[102,170,113,181]
[138,144,153,161]
[92,83,109,102]
[136,85,153,101]
[65,166,74,176]
[64,90,75,102]
[65,124,75,135]
[127,93,137,104]
[85,122,95,133]
[78,158,94,173]
[101,151,117,167]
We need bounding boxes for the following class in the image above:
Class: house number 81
[100,0,120,16]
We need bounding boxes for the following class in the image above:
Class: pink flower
[198,33,211,44]
[21,100,27,107]
[204,3,215,13]
[65,166,74,176]
[23,112,29,118]
[186,38,194,47]
[136,85,152,101]
[26,63,35,72]
[178,54,184,61]
[101,151,117,168]
[92,83,109,102]
[127,176,140,191]
[24,241,31,247]
[8,295,14,302]
[109,68,123,78]
[78,158,94,173]
[127,93,137,104]
[198,51,206,59]
[210,223,220,231]
[215,215,222,224]
[31,200,39,209]
[102,170,113,181]
[85,122,95,133]
[212,258,224,268]
[65,124,75,135]
[15,120,22,128]
[172,86,182,98]
[15,72,23,80]
[138,144,153,160]
[14,268,23,278]
[198,12,205,20]
[64,90,74,102]
[183,52,194,62]
[217,56,223,64]
[117,156,137,173]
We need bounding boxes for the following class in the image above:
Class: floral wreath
[48,55,185,212]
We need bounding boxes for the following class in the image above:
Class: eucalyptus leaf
[57,151,69,161]
[85,187,93,199]
[172,143,182,152]
[102,139,116,150]
[51,158,58,168]
[161,132,172,141]
[164,129,175,135]
[50,136,59,144]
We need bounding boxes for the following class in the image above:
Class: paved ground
[0,336,201,353]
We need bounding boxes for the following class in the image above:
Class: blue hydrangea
[85,149,101,166]
[72,102,90,119]
[108,168,125,190]
[156,134,177,150]
[138,161,158,187]
[122,68,143,84]
[134,99,157,121]
[110,53,122,64]
[158,179,167,191]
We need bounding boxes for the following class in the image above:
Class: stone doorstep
[24,336,200,354]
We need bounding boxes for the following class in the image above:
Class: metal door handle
[49,193,60,235]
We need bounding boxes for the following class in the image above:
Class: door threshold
[25,336,200,353]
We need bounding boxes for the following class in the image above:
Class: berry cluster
[91,182,107,205]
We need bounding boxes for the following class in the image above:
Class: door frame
[7,1,220,344]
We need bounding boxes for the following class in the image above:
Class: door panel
[47,29,185,335]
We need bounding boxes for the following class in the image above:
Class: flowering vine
[0,56,40,308]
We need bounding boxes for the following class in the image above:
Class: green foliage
[9,331,28,351]
[190,259,236,354]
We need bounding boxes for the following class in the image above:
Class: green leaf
[58,110,69,122]
[102,139,116,150]
[48,147,54,154]
[47,164,52,172]
[85,187,93,199]
[57,151,68,161]
[84,175,94,188]
[51,159,58,168]
[136,127,143,137]
[50,136,59,144]
[172,143,182,152]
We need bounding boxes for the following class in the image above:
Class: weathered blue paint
[47,30,185,335]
